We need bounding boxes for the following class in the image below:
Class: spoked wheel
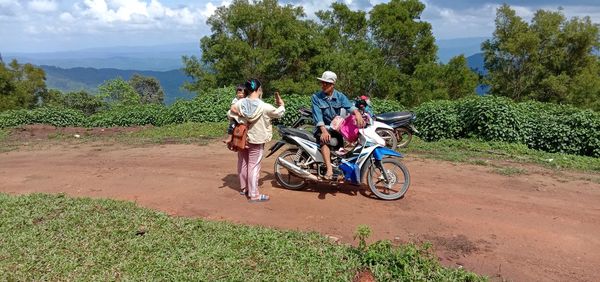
[367,158,410,200]
[274,148,308,190]
[375,128,398,150]
[395,127,413,148]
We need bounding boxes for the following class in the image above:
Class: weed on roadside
[492,166,528,176]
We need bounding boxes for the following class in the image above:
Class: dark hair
[243,78,261,96]
[236,84,245,91]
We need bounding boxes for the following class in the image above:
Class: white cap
[317,71,337,84]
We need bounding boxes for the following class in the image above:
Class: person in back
[223,84,246,145]
[228,78,285,202]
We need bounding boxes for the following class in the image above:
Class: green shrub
[0,109,33,128]
[370,97,406,114]
[88,104,165,127]
[457,96,524,142]
[0,107,86,128]
[414,100,461,141]
[360,241,483,281]
[30,107,87,127]
[264,94,311,126]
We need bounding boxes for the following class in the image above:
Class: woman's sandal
[248,194,269,203]
[239,188,248,196]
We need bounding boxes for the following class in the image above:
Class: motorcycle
[265,123,411,200]
[290,107,399,150]
[374,111,419,148]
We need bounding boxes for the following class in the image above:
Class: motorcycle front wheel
[274,148,308,190]
[367,158,410,200]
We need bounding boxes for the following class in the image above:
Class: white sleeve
[265,103,285,118]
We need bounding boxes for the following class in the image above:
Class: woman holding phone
[228,79,285,202]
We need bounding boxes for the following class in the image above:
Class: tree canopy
[0,59,47,111]
[483,4,600,110]
[183,0,477,106]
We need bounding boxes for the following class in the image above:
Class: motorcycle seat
[280,127,317,143]
[298,108,312,117]
[375,111,414,123]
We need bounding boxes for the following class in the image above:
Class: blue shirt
[311,89,357,127]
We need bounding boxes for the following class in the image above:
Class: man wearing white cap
[311,70,365,180]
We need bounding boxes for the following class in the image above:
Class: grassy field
[0,193,483,281]
[403,137,600,172]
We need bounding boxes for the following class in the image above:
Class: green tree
[313,3,392,99]
[483,4,600,109]
[368,0,437,75]
[402,55,477,106]
[97,77,140,107]
[368,0,440,104]
[38,89,64,107]
[129,74,165,105]
[443,55,479,100]
[184,0,475,107]
[62,90,105,115]
[184,0,318,95]
[0,59,47,111]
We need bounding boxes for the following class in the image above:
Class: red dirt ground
[1,138,599,281]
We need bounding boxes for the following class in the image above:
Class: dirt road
[1,141,599,281]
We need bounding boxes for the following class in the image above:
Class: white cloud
[0,0,22,17]
[72,0,221,28]
[28,0,58,13]
[201,2,217,18]
[3,0,600,53]
[59,12,75,22]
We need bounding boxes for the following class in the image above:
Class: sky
[1,0,599,53]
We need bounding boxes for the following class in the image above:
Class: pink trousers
[237,143,264,198]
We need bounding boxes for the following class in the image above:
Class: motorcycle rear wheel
[396,127,413,148]
[375,128,398,150]
[274,148,308,190]
[367,158,410,200]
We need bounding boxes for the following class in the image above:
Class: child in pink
[330,114,371,155]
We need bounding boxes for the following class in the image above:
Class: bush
[414,100,461,141]
[414,96,600,157]
[0,109,33,128]
[0,107,86,127]
[2,87,598,158]
[456,96,524,142]
[370,97,406,115]
[88,105,166,127]
[264,94,311,126]
[360,241,483,281]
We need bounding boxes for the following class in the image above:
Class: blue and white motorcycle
[266,124,410,200]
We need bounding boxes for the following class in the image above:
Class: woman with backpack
[228,78,285,202]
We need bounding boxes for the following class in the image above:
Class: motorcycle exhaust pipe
[277,157,319,181]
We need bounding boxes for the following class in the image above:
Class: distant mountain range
[40,65,194,105]
[4,42,200,71]
[2,40,490,101]
[4,38,487,70]
[437,37,488,63]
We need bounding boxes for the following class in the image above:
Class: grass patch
[122,122,227,144]
[492,166,528,176]
[404,137,600,172]
[0,193,483,281]
[0,128,8,142]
